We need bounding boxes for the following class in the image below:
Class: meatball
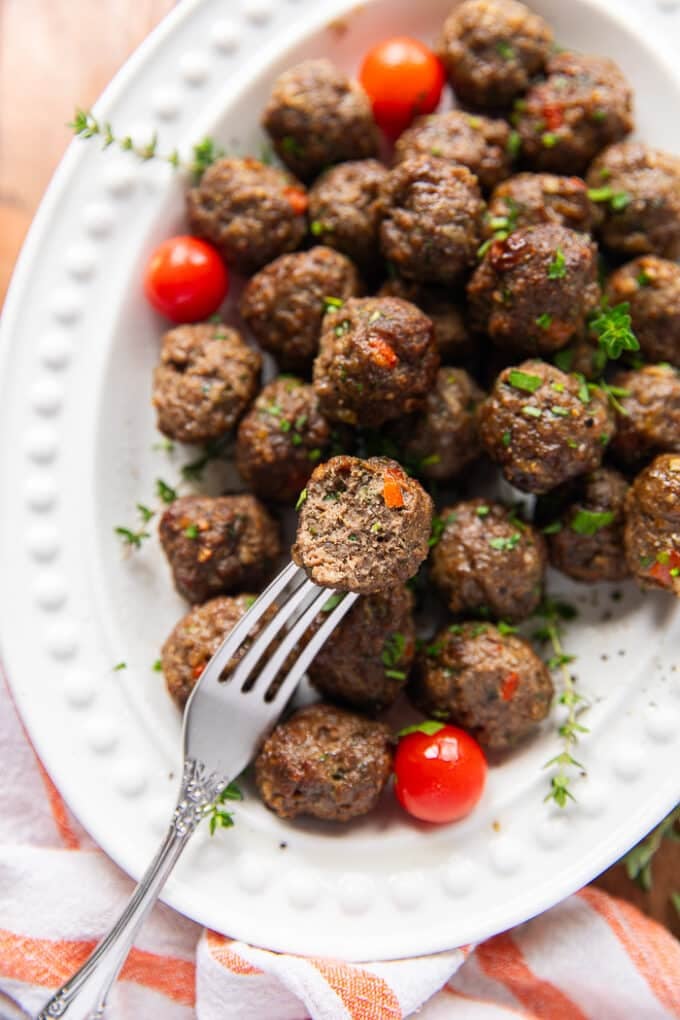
[186,158,307,275]
[467,224,601,355]
[544,468,629,583]
[152,323,261,444]
[313,296,439,428]
[605,257,680,366]
[609,365,680,468]
[410,623,553,751]
[516,52,633,175]
[307,160,388,273]
[378,157,485,285]
[159,495,280,603]
[255,703,393,821]
[391,368,484,480]
[308,587,416,713]
[236,377,336,503]
[394,111,513,192]
[430,499,546,621]
[262,59,379,181]
[624,454,680,596]
[377,278,471,362]
[240,247,362,373]
[478,359,615,494]
[484,173,600,238]
[586,143,680,258]
[436,0,553,110]
[292,456,433,594]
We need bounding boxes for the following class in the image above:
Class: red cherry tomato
[359,37,445,139]
[144,235,229,323]
[393,723,487,824]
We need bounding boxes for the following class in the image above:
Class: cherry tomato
[359,37,445,139]
[393,723,487,824]
[144,235,229,323]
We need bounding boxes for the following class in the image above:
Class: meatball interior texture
[240,246,362,373]
[262,59,379,181]
[478,359,614,494]
[186,158,307,276]
[307,160,388,273]
[609,364,680,468]
[377,278,471,362]
[313,296,439,428]
[606,256,680,366]
[467,224,601,355]
[516,51,633,175]
[410,623,554,752]
[152,323,261,445]
[292,456,433,594]
[484,173,601,237]
[236,377,337,503]
[624,453,680,597]
[431,499,546,621]
[308,587,416,713]
[394,110,514,192]
[378,156,485,285]
[159,494,280,603]
[545,468,630,583]
[587,143,680,259]
[254,703,393,821]
[436,0,553,110]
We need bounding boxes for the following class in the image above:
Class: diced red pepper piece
[192,663,205,681]
[501,671,520,701]
[542,104,564,130]
[283,187,308,215]
[368,336,399,369]
[383,469,405,509]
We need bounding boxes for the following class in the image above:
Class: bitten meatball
[377,278,471,362]
[391,368,484,480]
[394,111,513,192]
[467,224,601,355]
[484,173,600,238]
[313,296,439,427]
[308,587,416,713]
[431,499,546,620]
[624,453,680,597]
[255,703,393,821]
[609,365,680,468]
[378,157,485,285]
[605,257,680,366]
[478,359,615,493]
[436,0,553,110]
[516,52,633,175]
[544,468,629,583]
[307,160,388,273]
[410,623,553,751]
[587,143,680,258]
[236,377,336,503]
[152,323,261,444]
[186,158,307,275]
[292,456,433,594]
[159,495,280,603]
[262,59,379,181]
[240,247,362,373]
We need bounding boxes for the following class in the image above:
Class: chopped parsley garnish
[576,376,590,404]
[589,301,639,359]
[542,521,562,534]
[295,488,307,510]
[542,131,559,148]
[184,524,199,539]
[156,479,177,504]
[502,430,512,447]
[308,448,322,462]
[570,509,616,535]
[554,348,574,372]
[206,782,243,836]
[334,320,350,337]
[323,295,344,313]
[113,662,127,671]
[522,405,542,418]
[476,505,490,517]
[494,39,515,59]
[636,270,651,287]
[382,632,407,680]
[548,248,567,279]
[310,220,325,235]
[281,135,303,156]
[550,405,569,417]
[497,621,518,636]
[536,313,553,330]
[506,130,521,158]
[508,368,543,392]
[136,503,155,523]
[586,186,631,211]
[152,659,162,672]
[114,525,150,549]
[591,109,607,122]
[488,533,521,552]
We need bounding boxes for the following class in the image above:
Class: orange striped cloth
[1,670,678,1020]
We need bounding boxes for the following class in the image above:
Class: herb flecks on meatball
[159,494,280,603]
[410,622,554,751]
[152,323,261,444]
[484,173,600,238]
[609,364,680,468]
[468,224,601,355]
[313,296,439,428]
[292,455,433,594]
[262,59,379,182]
[437,0,553,110]
[307,160,388,274]
[255,703,393,821]
[478,359,615,494]
[606,257,680,366]
[624,454,680,597]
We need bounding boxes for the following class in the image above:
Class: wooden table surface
[0,0,677,940]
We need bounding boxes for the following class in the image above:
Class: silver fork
[38,562,357,1020]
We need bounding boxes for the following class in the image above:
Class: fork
[38,561,357,1019]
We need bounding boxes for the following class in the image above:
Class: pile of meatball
[151,0,680,825]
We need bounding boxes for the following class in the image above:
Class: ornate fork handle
[38,759,225,1020]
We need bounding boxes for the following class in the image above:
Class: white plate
[1,0,680,962]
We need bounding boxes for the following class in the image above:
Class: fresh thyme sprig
[623,805,680,892]
[205,782,243,835]
[589,300,639,360]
